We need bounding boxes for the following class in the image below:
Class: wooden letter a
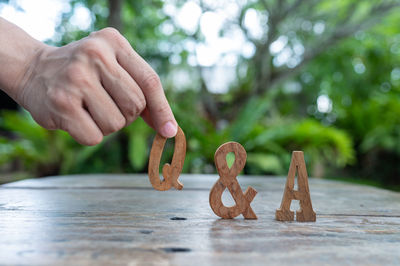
[276,151,316,222]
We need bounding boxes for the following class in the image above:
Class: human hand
[16,28,177,145]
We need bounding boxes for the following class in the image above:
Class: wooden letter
[209,142,257,219]
[276,151,316,222]
[148,126,186,191]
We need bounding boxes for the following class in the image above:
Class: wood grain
[1,174,400,265]
[209,142,257,219]
[148,126,186,191]
[276,151,316,222]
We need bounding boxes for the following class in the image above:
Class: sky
[0,0,91,41]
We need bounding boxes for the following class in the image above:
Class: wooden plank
[0,175,400,265]
[4,175,400,216]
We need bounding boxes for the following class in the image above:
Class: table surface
[0,174,400,265]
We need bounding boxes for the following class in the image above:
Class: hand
[17,28,177,145]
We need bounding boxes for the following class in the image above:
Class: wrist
[13,42,51,106]
[0,18,48,103]
[12,42,50,105]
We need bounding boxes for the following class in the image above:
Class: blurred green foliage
[1,0,400,189]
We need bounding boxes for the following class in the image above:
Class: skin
[0,17,178,145]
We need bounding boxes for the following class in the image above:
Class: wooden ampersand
[276,151,316,222]
[209,142,257,219]
[148,126,186,191]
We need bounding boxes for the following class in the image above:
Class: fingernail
[161,121,177,138]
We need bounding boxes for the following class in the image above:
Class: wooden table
[0,174,399,265]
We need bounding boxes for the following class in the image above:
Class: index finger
[111,33,178,138]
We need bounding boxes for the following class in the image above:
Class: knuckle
[107,66,121,81]
[91,27,129,50]
[64,63,94,89]
[100,27,128,49]
[79,39,103,59]
[142,72,162,92]
[123,95,145,122]
[98,27,121,39]
[105,115,126,135]
[155,103,170,115]
[47,89,75,112]
[135,94,146,114]
[65,64,85,82]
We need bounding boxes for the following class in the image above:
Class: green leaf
[229,95,273,141]
[246,153,284,175]
[127,119,151,171]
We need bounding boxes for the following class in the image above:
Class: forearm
[0,17,46,102]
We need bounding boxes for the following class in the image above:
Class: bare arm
[0,17,178,145]
[0,17,44,100]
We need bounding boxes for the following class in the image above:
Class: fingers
[51,82,125,144]
[136,71,177,138]
[99,58,146,126]
[120,54,177,138]
[63,108,103,146]
[50,28,178,147]
[42,84,103,145]
[140,107,155,129]
[82,81,126,136]
[104,31,177,138]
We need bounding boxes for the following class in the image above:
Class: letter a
[276,151,316,222]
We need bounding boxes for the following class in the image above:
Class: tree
[189,0,400,121]
[1,0,399,187]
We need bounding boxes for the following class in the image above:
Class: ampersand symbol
[148,126,186,191]
[209,142,257,219]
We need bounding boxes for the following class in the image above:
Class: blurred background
[0,0,399,190]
